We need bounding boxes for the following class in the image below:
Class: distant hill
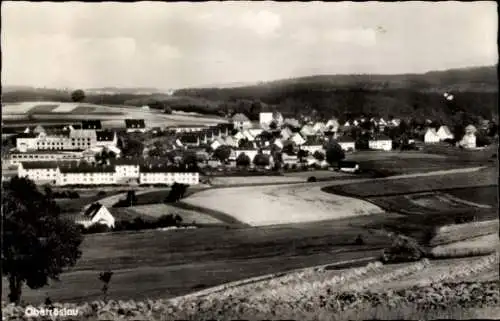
[172,66,498,121]
[2,66,497,122]
[85,87,172,95]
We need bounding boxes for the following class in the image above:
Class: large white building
[17,162,60,184]
[58,164,117,186]
[9,150,84,166]
[139,165,199,185]
[15,126,117,152]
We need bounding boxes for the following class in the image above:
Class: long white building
[17,161,199,186]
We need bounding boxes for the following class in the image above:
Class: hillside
[172,66,498,120]
[2,66,497,121]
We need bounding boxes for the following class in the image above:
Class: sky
[2,1,498,89]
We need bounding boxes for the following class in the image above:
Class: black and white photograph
[1,1,499,320]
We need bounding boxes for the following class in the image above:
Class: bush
[307,176,317,182]
[381,234,426,263]
[97,191,107,197]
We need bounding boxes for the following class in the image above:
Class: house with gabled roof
[301,136,325,154]
[231,113,252,130]
[33,125,46,134]
[290,132,306,146]
[232,130,245,142]
[280,127,293,140]
[300,124,316,137]
[437,125,454,141]
[424,128,440,144]
[369,134,393,151]
[224,135,238,147]
[125,119,146,133]
[210,136,226,151]
[73,203,115,229]
[337,135,356,151]
[313,122,326,133]
[459,125,478,149]
[325,118,340,133]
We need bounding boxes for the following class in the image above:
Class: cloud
[2,1,497,88]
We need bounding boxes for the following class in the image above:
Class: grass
[57,191,122,213]
[367,187,497,215]
[0,215,397,304]
[323,167,496,198]
[183,182,385,227]
[429,233,500,258]
[349,150,495,176]
[114,203,224,225]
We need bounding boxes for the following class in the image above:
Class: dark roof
[16,133,38,139]
[71,124,83,130]
[179,134,200,144]
[59,163,116,173]
[111,158,140,166]
[304,136,324,146]
[20,161,59,169]
[82,120,102,130]
[3,126,27,134]
[139,164,187,173]
[84,203,104,218]
[125,119,146,129]
[215,123,234,130]
[337,135,356,143]
[371,134,392,141]
[96,131,115,142]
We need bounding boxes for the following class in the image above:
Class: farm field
[112,203,224,225]
[183,181,385,226]
[348,150,495,176]
[2,101,228,129]
[0,214,400,304]
[323,166,496,198]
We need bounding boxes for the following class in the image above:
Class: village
[2,105,494,188]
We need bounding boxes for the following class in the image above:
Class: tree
[2,176,83,304]
[297,149,308,162]
[122,138,144,157]
[253,153,270,167]
[213,145,232,163]
[325,140,345,165]
[163,106,173,114]
[95,148,117,165]
[236,153,251,167]
[70,90,86,102]
[313,150,325,161]
[269,121,278,130]
[126,191,138,206]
